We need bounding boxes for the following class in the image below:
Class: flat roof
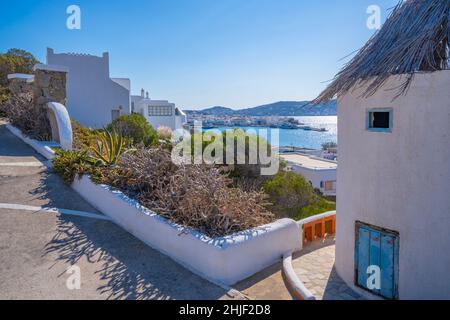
[281,154,337,170]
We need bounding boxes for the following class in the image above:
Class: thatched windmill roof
[314,0,450,103]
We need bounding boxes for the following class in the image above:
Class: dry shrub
[102,148,274,237]
[157,126,173,140]
[4,92,51,140]
[101,148,177,197]
[71,119,99,151]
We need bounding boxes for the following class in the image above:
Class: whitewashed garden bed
[72,175,301,285]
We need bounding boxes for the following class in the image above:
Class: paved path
[291,238,364,300]
[0,121,244,300]
[234,261,297,300]
[233,239,363,300]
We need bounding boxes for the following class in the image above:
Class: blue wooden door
[355,222,399,299]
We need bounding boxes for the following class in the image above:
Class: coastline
[202,116,338,149]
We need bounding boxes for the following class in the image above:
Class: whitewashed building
[46,48,131,128]
[131,89,186,131]
[314,0,450,299]
[282,153,337,196]
[47,48,186,130]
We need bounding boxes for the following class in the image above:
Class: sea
[205,116,337,150]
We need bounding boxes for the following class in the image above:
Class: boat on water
[299,125,328,132]
[279,123,299,129]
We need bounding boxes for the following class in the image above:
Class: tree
[262,171,317,218]
[0,48,39,110]
[107,113,158,146]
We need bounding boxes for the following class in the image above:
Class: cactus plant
[90,129,127,166]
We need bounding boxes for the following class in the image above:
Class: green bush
[0,49,39,108]
[295,198,336,221]
[180,128,278,178]
[107,114,157,146]
[262,171,317,218]
[53,149,96,184]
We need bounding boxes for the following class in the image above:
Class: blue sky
[1,0,398,109]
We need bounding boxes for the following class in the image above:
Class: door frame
[354,221,400,300]
[111,109,121,121]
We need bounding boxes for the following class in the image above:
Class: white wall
[47,48,130,128]
[132,95,185,131]
[336,71,450,299]
[289,165,336,195]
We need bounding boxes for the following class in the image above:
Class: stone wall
[7,66,67,141]
[33,69,66,106]
[8,69,67,107]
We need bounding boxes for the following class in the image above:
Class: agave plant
[90,129,127,166]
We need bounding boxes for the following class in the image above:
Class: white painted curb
[0,162,44,167]
[6,124,57,160]
[282,252,316,300]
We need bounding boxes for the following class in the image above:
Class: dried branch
[101,148,274,237]
[3,91,51,140]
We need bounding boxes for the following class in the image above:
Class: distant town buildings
[186,112,328,132]
[282,153,337,196]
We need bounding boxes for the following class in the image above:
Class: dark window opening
[370,111,390,129]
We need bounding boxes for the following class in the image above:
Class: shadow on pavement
[36,171,230,300]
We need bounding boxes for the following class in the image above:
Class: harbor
[194,116,338,150]
[187,115,331,132]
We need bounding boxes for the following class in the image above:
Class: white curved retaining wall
[337,71,450,299]
[72,175,301,285]
[282,253,315,300]
[282,211,336,300]
[46,102,73,150]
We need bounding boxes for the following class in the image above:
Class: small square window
[366,109,392,132]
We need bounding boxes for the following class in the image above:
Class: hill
[187,100,336,117]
